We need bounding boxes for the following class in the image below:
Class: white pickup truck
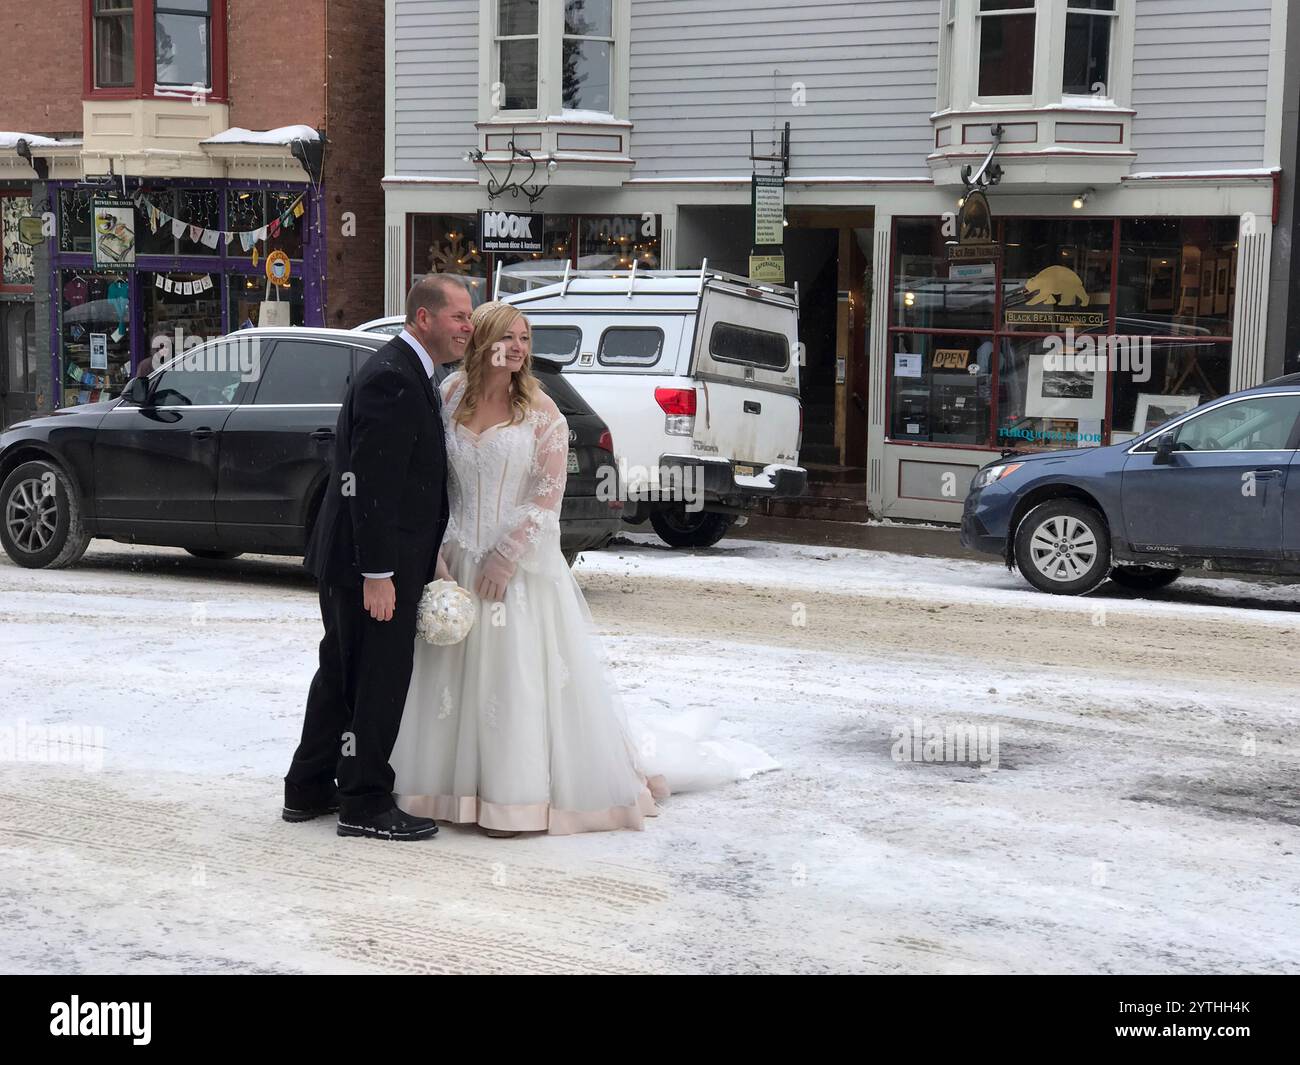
[499,265,807,548]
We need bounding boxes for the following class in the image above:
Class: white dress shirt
[361,329,438,581]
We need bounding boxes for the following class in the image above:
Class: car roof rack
[493,262,798,301]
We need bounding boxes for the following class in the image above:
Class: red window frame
[83,0,228,103]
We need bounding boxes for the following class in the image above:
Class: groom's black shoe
[337,807,439,841]
[282,787,341,823]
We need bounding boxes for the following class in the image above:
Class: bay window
[977,0,1037,98]
[93,0,135,88]
[1062,1,1116,96]
[483,0,628,119]
[85,0,226,99]
[155,0,212,89]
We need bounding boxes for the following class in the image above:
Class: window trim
[83,0,228,103]
[479,0,629,121]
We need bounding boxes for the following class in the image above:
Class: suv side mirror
[120,376,151,407]
[1152,431,1177,466]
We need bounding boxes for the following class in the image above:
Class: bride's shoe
[481,826,518,838]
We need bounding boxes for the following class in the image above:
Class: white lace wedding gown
[391,372,773,835]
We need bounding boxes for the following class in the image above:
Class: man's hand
[363,577,397,622]
[475,549,516,602]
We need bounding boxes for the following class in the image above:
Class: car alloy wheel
[1027,513,1099,584]
[5,475,59,555]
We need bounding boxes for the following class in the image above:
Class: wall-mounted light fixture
[1072,187,1095,210]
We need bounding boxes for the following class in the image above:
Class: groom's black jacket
[304,335,449,603]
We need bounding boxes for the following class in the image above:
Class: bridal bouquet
[416,579,476,646]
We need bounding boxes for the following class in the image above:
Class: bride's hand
[435,549,452,582]
[475,549,516,602]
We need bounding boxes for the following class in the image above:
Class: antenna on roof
[626,259,639,298]
[697,258,709,297]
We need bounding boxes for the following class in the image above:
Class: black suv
[0,328,622,569]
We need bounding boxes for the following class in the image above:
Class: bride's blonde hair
[454,300,541,426]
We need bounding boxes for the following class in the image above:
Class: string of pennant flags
[132,190,307,253]
[155,273,215,296]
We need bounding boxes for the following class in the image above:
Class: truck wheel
[1013,499,1110,595]
[0,459,91,569]
[650,506,734,549]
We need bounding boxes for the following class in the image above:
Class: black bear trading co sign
[478,210,545,254]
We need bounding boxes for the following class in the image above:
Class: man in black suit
[284,275,473,840]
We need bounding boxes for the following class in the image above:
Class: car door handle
[743,401,761,414]
[1253,469,1285,480]
[190,427,216,440]
[311,429,336,441]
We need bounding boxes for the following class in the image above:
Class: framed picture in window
[1025,350,1106,420]
[1214,258,1230,315]
[1199,260,1216,315]
[1133,393,1200,435]
[1146,256,1175,311]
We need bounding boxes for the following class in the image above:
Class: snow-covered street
[2,535,1298,974]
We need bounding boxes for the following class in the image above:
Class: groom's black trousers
[285,579,418,819]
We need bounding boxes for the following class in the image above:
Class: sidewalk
[730,513,984,561]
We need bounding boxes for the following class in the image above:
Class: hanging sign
[748,254,786,283]
[92,198,136,268]
[947,189,999,261]
[478,210,544,253]
[752,174,785,246]
[265,250,292,288]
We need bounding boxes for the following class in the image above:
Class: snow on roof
[0,132,63,150]
[202,125,320,147]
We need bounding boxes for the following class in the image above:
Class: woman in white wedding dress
[392,300,757,836]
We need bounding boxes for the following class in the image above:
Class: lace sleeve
[494,406,568,565]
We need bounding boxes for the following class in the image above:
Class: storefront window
[890,333,993,446]
[60,269,132,404]
[227,274,304,330]
[140,271,223,376]
[1117,218,1236,338]
[579,214,660,270]
[410,214,487,303]
[893,218,996,331]
[888,214,1238,451]
[226,189,306,262]
[495,214,577,292]
[59,190,94,254]
[136,186,221,257]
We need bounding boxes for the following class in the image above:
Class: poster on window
[92,198,136,268]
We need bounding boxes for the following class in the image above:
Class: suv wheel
[1109,565,1181,591]
[1013,499,1111,595]
[650,506,734,549]
[0,460,91,569]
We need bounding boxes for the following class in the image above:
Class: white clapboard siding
[392,0,480,176]
[1129,0,1272,170]
[629,0,940,177]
